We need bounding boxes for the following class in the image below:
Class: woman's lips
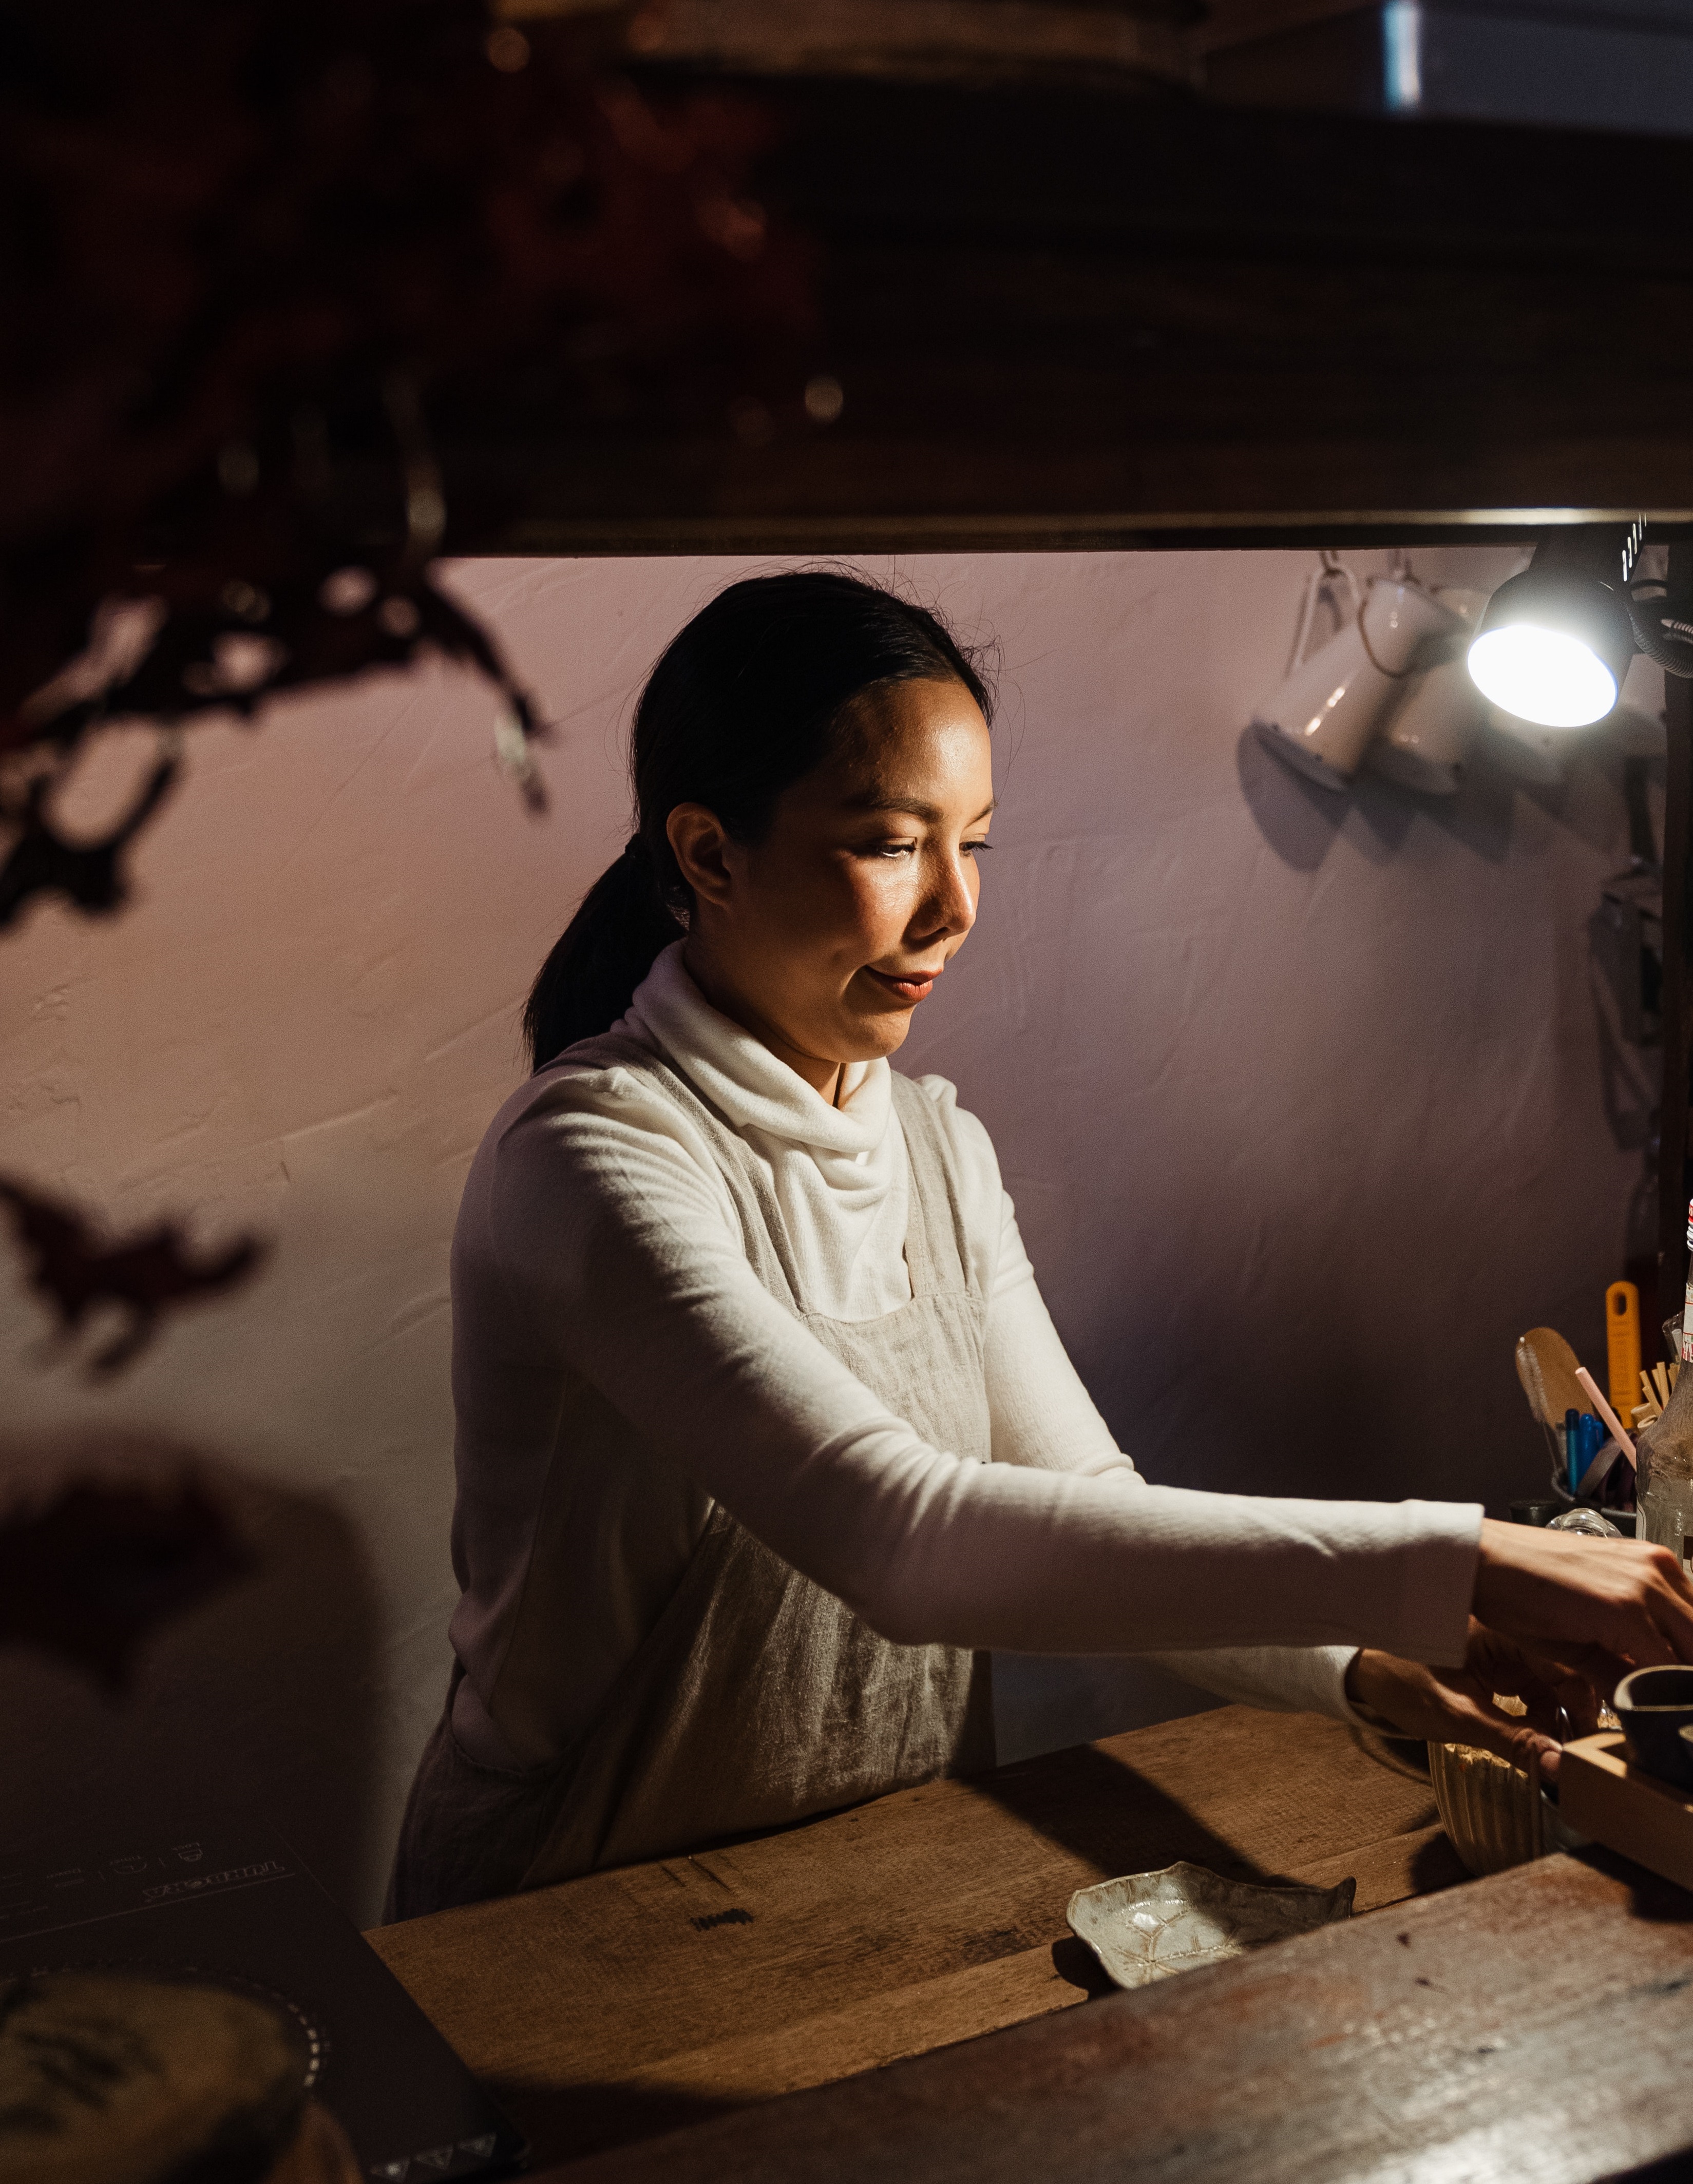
[862,965,941,1004]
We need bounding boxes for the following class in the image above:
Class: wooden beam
[498,0,1201,92]
[439,77,1693,553]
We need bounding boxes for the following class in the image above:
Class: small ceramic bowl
[1066,1862,1354,1991]
[1614,1665,1693,1787]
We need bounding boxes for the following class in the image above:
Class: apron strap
[889,1076,979,1306]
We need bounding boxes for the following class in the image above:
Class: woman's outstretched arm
[486,1080,1494,1663]
[979,1190,1693,1718]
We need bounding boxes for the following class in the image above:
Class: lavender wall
[0,550,1662,1918]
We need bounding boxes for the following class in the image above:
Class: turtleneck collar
[621,941,892,1160]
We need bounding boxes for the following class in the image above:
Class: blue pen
[1582,1413,1606,1494]
[1566,1407,1584,1496]
[1579,1412,1602,1494]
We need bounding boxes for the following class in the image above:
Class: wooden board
[545,1850,1693,2184]
[1561,1730,1693,1894]
[368,1706,1462,2166]
[438,67,1693,551]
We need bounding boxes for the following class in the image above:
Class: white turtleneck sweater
[446,943,1481,1771]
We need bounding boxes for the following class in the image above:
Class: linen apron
[390,1046,995,1918]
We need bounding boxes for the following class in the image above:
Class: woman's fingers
[1345,1647,1565,1773]
[1608,1550,1693,1659]
[1461,1623,1608,1735]
[1420,1676,1560,1775]
[1608,1589,1683,1668]
[1547,1665,1603,1738]
[1461,1702,1561,1778]
[1493,1634,1635,1708]
[1519,1640,1634,1705]
[1473,1520,1693,1664]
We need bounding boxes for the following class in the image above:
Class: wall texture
[0,550,1662,1922]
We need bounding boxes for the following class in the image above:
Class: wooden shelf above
[438,71,1693,555]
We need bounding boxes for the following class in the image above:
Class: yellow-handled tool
[1607,1280,1643,1430]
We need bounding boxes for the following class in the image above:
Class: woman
[394,570,1693,1917]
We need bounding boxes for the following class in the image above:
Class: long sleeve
[479,1068,1481,1669]
[981,1190,1367,1720]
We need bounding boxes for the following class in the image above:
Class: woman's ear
[666,803,735,911]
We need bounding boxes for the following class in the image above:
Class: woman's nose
[924,848,977,938]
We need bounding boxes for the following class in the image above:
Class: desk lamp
[1468,522,1693,726]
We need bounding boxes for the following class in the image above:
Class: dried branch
[0,0,815,925]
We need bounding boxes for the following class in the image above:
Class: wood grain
[546,1851,1693,2184]
[1561,1731,1693,1894]
[512,0,1200,92]
[437,71,1693,550]
[369,1707,1462,2164]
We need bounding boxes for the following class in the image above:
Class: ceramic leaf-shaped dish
[1066,1860,1355,1990]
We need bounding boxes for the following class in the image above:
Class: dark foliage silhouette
[0,1177,265,1375]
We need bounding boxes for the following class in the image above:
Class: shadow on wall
[1241,694,1667,1281]
[0,1432,382,1920]
[1232,719,1583,875]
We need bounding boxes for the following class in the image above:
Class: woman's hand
[1471,1516,1693,1672]
[1345,1622,1605,1779]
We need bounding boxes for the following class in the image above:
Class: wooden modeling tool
[1639,1366,1678,1425]
[1515,1328,1588,1427]
[1607,1281,1643,1425]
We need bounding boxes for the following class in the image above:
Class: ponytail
[524,571,995,1068]
[523,838,684,1067]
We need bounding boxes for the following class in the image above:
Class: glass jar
[1638,1467,1693,1575]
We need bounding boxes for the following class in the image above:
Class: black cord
[1628,590,1693,679]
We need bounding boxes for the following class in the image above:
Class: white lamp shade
[1467,623,1620,729]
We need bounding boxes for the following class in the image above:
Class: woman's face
[669,677,994,1094]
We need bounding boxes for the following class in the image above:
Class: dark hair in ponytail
[523,571,996,1068]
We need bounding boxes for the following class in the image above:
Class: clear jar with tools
[1638,1451,1693,1576]
[1641,1292,1693,1575]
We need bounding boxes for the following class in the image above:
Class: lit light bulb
[1466,624,1619,729]
[1466,526,1641,732]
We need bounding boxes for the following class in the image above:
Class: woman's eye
[859,838,991,861]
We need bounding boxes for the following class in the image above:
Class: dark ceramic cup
[1615,1665,1693,1787]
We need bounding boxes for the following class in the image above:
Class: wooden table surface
[554,1848,1693,2184]
[369,1704,1464,2169]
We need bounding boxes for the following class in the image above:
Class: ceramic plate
[1066,1860,1355,1990]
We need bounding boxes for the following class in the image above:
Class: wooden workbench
[551,1848,1693,2184]
[369,1704,1464,2169]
